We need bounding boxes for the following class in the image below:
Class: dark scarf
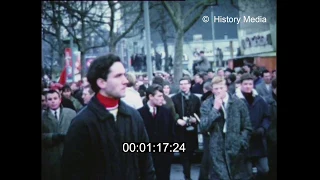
[242,91,254,105]
[201,91,212,102]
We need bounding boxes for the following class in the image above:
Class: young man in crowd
[200,76,252,180]
[61,54,155,180]
[42,90,76,180]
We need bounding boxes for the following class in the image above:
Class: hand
[213,96,223,110]
[177,119,187,126]
[189,117,197,123]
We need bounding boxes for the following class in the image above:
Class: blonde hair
[126,72,136,87]
[211,76,226,85]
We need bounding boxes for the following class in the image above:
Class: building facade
[154,34,240,71]
[229,0,277,72]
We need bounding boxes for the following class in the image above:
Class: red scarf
[97,92,119,108]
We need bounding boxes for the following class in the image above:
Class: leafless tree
[149,2,175,72]
[162,0,217,86]
[42,1,144,78]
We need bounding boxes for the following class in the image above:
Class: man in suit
[42,90,76,180]
[171,77,201,180]
[138,84,176,180]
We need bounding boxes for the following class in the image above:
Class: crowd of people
[42,53,277,180]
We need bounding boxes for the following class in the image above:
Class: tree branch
[183,1,207,21]
[43,37,59,53]
[113,2,143,45]
[84,43,107,52]
[162,2,179,30]
[183,5,209,33]
[86,20,109,45]
[230,0,243,11]
[108,1,115,44]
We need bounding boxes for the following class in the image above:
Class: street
[170,163,200,180]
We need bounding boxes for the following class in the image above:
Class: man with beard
[61,54,155,180]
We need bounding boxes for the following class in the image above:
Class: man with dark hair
[224,68,233,78]
[42,90,76,180]
[234,73,270,180]
[149,76,177,121]
[226,73,237,95]
[242,63,252,73]
[50,84,76,111]
[217,68,224,77]
[61,84,83,112]
[191,73,205,94]
[70,82,84,105]
[81,85,95,105]
[61,54,156,180]
[236,70,244,81]
[201,81,213,102]
[252,69,263,88]
[256,70,273,104]
[138,74,150,97]
[138,84,175,180]
[171,77,201,180]
[194,51,210,75]
[206,69,215,83]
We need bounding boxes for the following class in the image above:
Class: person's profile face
[100,62,128,98]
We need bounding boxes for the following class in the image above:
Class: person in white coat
[121,72,144,109]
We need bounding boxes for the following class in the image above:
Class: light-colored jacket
[121,87,144,109]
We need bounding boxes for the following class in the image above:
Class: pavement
[170,163,200,180]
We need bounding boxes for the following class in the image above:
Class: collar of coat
[209,93,234,105]
[87,95,131,121]
[235,87,259,99]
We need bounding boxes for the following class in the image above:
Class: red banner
[65,48,72,78]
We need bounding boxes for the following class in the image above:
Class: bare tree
[149,2,175,72]
[42,1,66,67]
[42,1,144,78]
[237,0,276,33]
[107,1,144,53]
[162,0,216,86]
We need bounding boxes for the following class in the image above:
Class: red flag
[58,66,67,85]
